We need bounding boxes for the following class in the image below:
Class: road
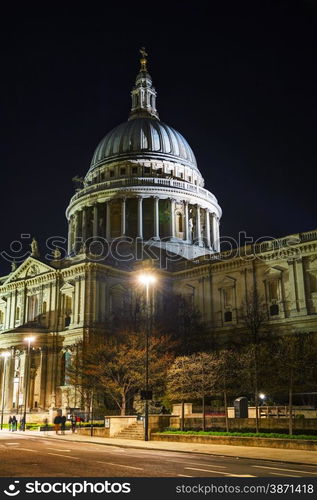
[1,432,317,477]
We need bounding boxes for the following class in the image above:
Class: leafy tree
[69,329,175,416]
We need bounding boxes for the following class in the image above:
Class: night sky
[0,2,316,275]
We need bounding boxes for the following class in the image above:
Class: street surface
[1,432,317,477]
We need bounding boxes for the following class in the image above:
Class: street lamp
[22,336,35,431]
[1,351,11,430]
[138,273,156,441]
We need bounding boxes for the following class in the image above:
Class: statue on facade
[30,238,40,258]
[11,260,17,272]
[52,247,62,261]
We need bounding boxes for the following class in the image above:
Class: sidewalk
[5,429,317,466]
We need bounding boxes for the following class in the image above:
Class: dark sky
[0,2,316,275]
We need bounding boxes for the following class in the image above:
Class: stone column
[211,213,217,251]
[81,207,87,248]
[196,205,202,244]
[287,260,297,314]
[294,259,308,314]
[93,204,98,238]
[121,198,126,236]
[67,216,72,254]
[184,201,189,241]
[5,294,11,329]
[215,216,220,252]
[106,201,111,240]
[73,212,79,252]
[205,209,211,248]
[137,197,143,239]
[170,199,176,239]
[153,197,160,240]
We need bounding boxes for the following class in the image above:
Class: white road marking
[96,461,143,471]
[252,465,317,475]
[181,462,227,468]
[17,448,38,453]
[270,472,300,477]
[47,453,80,460]
[185,467,255,477]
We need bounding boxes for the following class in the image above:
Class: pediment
[220,276,236,287]
[3,257,56,284]
[264,266,285,277]
[60,282,75,295]
[308,257,317,271]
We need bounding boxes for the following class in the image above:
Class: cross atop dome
[139,47,148,71]
[129,48,159,120]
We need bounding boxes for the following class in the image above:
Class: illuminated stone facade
[0,54,316,420]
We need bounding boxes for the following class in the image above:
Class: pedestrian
[43,418,49,435]
[11,416,17,432]
[20,416,25,431]
[8,416,13,431]
[53,414,61,435]
[60,415,66,435]
[71,414,77,433]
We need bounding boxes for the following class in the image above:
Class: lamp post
[1,352,10,430]
[138,273,156,441]
[22,336,35,431]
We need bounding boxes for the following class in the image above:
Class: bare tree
[240,267,267,432]
[167,353,217,431]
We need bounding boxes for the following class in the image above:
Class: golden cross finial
[139,47,148,71]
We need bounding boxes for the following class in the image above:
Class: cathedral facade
[0,53,316,421]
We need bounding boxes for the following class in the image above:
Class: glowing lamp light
[1,351,10,358]
[259,393,266,400]
[24,336,35,345]
[138,274,156,285]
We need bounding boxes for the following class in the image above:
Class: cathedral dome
[89,117,197,172]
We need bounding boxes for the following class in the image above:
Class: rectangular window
[157,168,162,174]
[110,170,114,177]
[120,167,126,176]
[144,166,151,174]
[180,172,184,179]
[132,166,138,174]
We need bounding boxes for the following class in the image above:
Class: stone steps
[114,422,145,440]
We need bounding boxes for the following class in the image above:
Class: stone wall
[169,416,317,433]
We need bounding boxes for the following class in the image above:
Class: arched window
[270,304,279,316]
[176,212,183,233]
[224,311,232,322]
[60,351,72,386]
